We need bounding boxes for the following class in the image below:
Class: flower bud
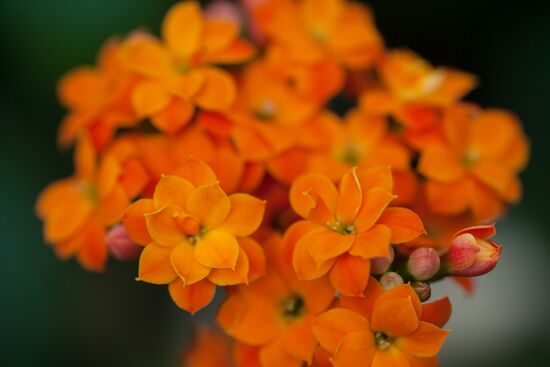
[371,247,395,275]
[444,225,501,277]
[204,1,243,26]
[407,247,440,281]
[380,272,404,290]
[106,224,141,261]
[411,281,432,302]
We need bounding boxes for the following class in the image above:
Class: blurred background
[1,0,549,366]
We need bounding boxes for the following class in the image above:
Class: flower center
[462,150,479,167]
[77,181,98,204]
[387,115,404,133]
[340,141,363,165]
[374,332,393,351]
[281,294,305,319]
[176,215,204,244]
[330,221,356,235]
[255,99,278,121]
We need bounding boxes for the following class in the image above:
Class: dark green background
[1,1,549,366]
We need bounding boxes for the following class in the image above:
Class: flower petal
[332,330,376,367]
[396,321,449,357]
[372,297,419,337]
[208,246,249,285]
[162,1,203,59]
[194,67,236,110]
[122,198,154,245]
[174,158,218,187]
[138,243,178,284]
[76,220,107,272]
[238,237,266,282]
[421,295,452,328]
[186,184,231,228]
[356,166,393,192]
[290,173,338,218]
[418,144,465,182]
[281,317,318,363]
[259,340,302,367]
[168,278,216,314]
[349,224,392,259]
[376,207,425,244]
[336,167,363,223]
[153,175,195,209]
[132,81,171,117]
[151,98,194,134]
[194,229,239,269]
[329,253,371,296]
[314,308,370,354]
[355,187,395,232]
[218,193,266,236]
[145,206,186,247]
[170,242,210,285]
[293,232,336,280]
[305,229,355,265]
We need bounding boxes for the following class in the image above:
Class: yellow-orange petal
[314,308,370,354]
[259,340,302,367]
[97,184,129,226]
[194,229,239,269]
[356,166,393,193]
[396,321,449,357]
[44,192,93,243]
[174,158,218,187]
[425,180,471,216]
[372,297,419,337]
[204,39,256,64]
[281,317,318,363]
[97,155,121,198]
[329,253,371,297]
[202,20,238,53]
[371,347,410,367]
[208,246,249,285]
[349,224,392,259]
[238,237,266,282]
[290,173,338,219]
[122,199,154,245]
[138,243,178,284]
[151,98,194,134]
[132,81,171,117]
[194,67,236,110]
[418,144,465,182]
[376,207,425,244]
[168,278,216,314]
[354,187,395,233]
[145,206,186,247]
[305,229,355,265]
[218,193,266,237]
[162,1,203,59]
[332,330,376,367]
[293,233,336,280]
[186,184,230,228]
[336,167,363,224]
[376,284,422,319]
[170,242,210,285]
[153,175,195,209]
[123,37,172,77]
[74,135,96,181]
[340,276,384,319]
[76,220,107,272]
[421,296,452,328]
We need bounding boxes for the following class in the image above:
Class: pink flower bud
[371,247,395,275]
[407,247,440,281]
[444,224,501,277]
[380,272,404,290]
[106,224,141,261]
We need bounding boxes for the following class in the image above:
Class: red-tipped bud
[407,247,440,281]
[380,272,404,290]
[106,224,141,261]
[444,231,502,277]
[371,247,395,275]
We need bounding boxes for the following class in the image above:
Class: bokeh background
[1,0,549,366]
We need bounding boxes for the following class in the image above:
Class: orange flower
[217,234,335,367]
[314,280,450,367]
[287,166,425,296]
[58,38,138,149]
[122,1,255,133]
[36,136,130,271]
[254,0,383,69]
[418,104,529,221]
[122,159,266,313]
[361,49,477,149]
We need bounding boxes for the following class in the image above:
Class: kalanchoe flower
[443,224,502,277]
[407,247,441,281]
[105,223,141,261]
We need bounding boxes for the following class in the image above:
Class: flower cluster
[36,0,529,366]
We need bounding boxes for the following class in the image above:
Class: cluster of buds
[35,1,528,366]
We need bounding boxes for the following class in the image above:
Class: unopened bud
[371,247,395,275]
[407,247,440,281]
[412,281,432,302]
[380,272,404,290]
[204,1,243,25]
[444,227,501,277]
[106,224,141,261]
